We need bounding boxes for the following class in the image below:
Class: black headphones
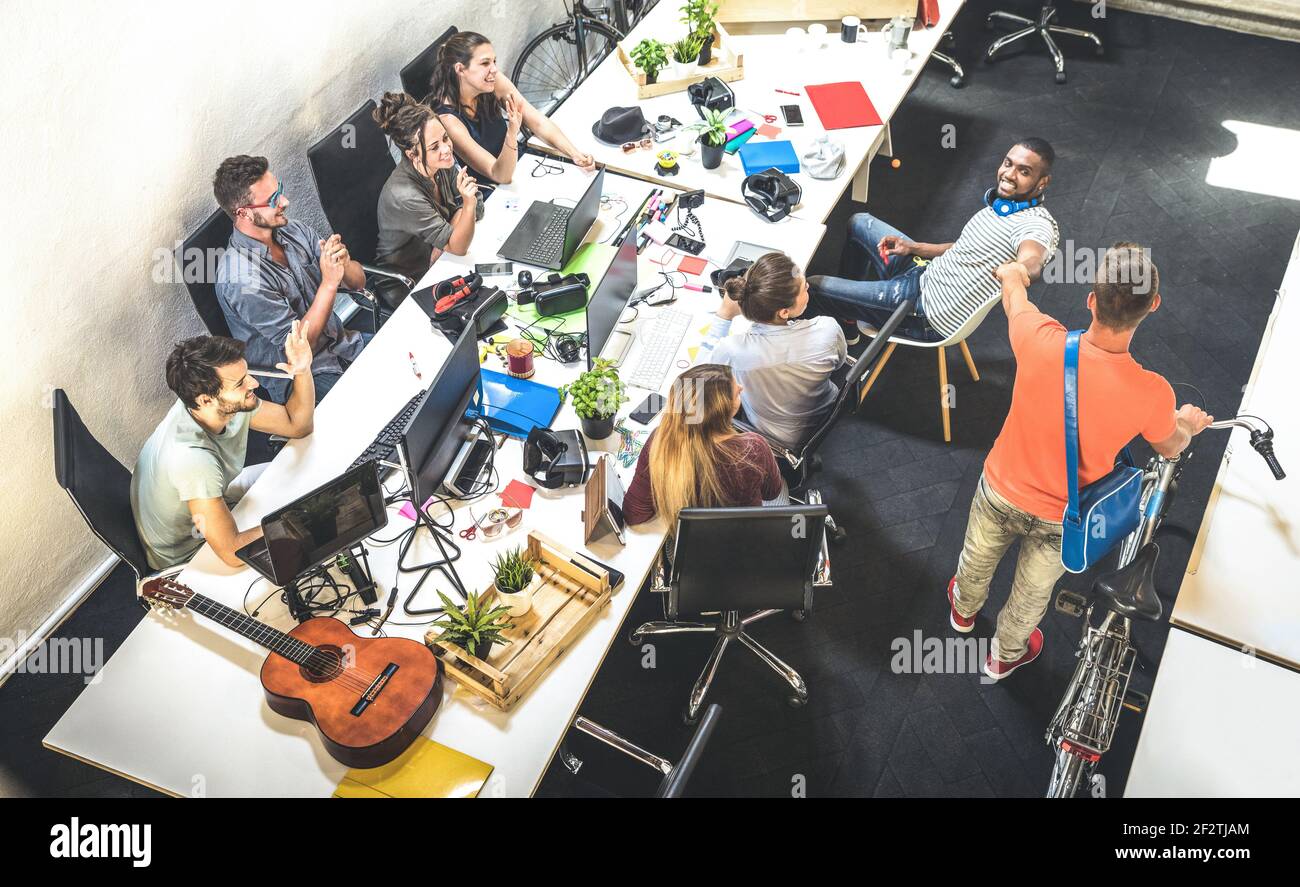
[984,187,1044,217]
[742,168,801,222]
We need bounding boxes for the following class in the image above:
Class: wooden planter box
[618,24,744,99]
[425,532,612,712]
[717,0,915,22]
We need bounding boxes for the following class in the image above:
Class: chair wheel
[1055,71,1067,84]
[1095,46,1105,56]
[985,15,997,29]
[829,524,847,544]
[950,75,964,88]
[683,707,700,726]
[788,694,808,709]
[790,609,808,623]
[628,630,643,646]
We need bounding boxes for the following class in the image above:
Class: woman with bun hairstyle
[372,91,483,287]
[623,364,787,528]
[430,31,595,186]
[709,252,847,450]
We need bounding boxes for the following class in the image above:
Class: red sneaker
[984,628,1045,681]
[947,577,975,633]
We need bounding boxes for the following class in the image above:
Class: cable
[599,195,630,243]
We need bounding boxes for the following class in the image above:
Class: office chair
[631,504,830,723]
[401,26,458,102]
[733,299,912,542]
[558,704,723,798]
[306,100,415,315]
[856,294,1000,443]
[984,3,1103,84]
[929,31,966,88]
[53,390,181,594]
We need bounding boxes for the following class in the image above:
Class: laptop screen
[402,325,481,504]
[585,229,638,369]
[564,167,605,261]
[262,461,387,585]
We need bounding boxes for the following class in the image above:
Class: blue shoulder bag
[1061,331,1143,573]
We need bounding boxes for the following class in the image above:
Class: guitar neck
[185,593,315,665]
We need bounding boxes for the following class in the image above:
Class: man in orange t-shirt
[947,243,1213,680]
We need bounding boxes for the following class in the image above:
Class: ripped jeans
[807,213,943,342]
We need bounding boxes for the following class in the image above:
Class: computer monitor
[261,460,387,585]
[400,325,482,505]
[584,231,639,369]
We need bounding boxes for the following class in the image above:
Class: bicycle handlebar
[1205,417,1286,480]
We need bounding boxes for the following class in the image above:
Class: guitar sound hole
[300,645,346,683]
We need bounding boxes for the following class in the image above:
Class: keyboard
[348,389,425,472]
[624,307,693,391]
[522,207,572,264]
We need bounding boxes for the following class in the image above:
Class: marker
[408,351,422,380]
[775,88,800,96]
[683,284,713,293]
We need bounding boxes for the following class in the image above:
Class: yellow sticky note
[333,738,493,798]
[687,346,699,361]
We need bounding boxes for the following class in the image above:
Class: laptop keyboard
[348,389,425,472]
[523,207,572,265]
[625,308,693,391]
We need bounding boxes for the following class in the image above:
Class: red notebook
[804,81,882,130]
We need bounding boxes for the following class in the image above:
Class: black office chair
[558,705,723,798]
[733,298,912,544]
[631,504,829,723]
[401,26,458,102]
[984,3,1103,84]
[306,99,415,314]
[53,389,179,593]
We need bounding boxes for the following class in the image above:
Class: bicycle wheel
[1046,746,1089,798]
[513,18,622,117]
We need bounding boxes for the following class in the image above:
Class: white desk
[1125,628,1300,797]
[44,166,824,797]
[535,0,966,221]
[1169,229,1300,670]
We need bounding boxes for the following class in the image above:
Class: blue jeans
[807,213,943,343]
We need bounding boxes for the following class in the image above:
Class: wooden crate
[717,0,915,22]
[425,532,612,711]
[618,24,744,99]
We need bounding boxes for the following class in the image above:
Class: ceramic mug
[841,15,867,43]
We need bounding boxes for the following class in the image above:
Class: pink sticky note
[757,123,781,138]
[677,255,708,276]
[399,495,437,521]
[500,480,536,510]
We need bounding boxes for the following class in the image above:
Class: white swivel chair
[856,296,1001,443]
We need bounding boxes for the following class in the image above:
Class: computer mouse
[518,269,533,289]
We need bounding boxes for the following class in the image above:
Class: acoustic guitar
[141,577,442,769]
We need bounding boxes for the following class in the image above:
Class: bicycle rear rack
[1055,620,1137,755]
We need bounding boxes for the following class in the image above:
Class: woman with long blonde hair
[623,364,786,527]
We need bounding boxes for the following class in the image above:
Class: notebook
[804,82,882,130]
[739,139,800,176]
[333,738,493,798]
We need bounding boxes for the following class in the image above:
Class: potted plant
[689,107,729,170]
[681,0,720,64]
[491,547,537,617]
[428,590,514,661]
[559,358,627,441]
[630,37,668,85]
[670,33,705,78]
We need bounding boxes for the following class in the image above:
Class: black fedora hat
[592,106,652,146]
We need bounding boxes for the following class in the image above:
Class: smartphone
[475,262,514,277]
[780,105,804,126]
[666,233,705,255]
[629,392,667,425]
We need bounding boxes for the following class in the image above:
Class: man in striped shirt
[808,138,1060,345]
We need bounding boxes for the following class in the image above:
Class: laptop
[499,167,605,270]
[236,461,388,586]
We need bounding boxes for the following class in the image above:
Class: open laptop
[499,167,605,270]
[236,460,387,586]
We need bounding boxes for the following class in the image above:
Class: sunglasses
[621,138,654,154]
[241,180,284,211]
[459,506,524,540]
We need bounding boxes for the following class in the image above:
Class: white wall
[0,0,564,647]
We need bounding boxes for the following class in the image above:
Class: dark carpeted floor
[3,0,1297,798]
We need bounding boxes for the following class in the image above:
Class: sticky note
[500,480,536,509]
[399,495,437,521]
[677,255,708,276]
[757,123,781,138]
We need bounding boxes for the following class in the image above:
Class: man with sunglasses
[131,323,316,570]
[213,155,369,403]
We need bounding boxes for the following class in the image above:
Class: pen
[775,89,800,96]
[408,351,422,380]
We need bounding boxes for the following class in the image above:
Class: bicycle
[1043,411,1285,798]
[513,1,656,116]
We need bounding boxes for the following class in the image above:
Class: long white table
[44,165,824,797]
[534,0,966,221]
[1125,628,1300,798]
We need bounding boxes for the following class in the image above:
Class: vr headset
[523,427,589,489]
[687,77,735,118]
[741,168,801,223]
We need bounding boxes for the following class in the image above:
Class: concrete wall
[0,0,564,649]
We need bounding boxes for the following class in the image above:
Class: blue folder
[469,369,562,438]
[739,140,800,176]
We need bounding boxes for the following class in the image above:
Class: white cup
[808,22,829,49]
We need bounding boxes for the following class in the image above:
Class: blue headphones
[984,187,1044,217]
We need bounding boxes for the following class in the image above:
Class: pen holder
[506,339,535,379]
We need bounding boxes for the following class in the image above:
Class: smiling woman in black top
[430,31,596,185]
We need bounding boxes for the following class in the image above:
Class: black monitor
[400,325,482,504]
[262,461,387,585]
[584,232,639,369]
